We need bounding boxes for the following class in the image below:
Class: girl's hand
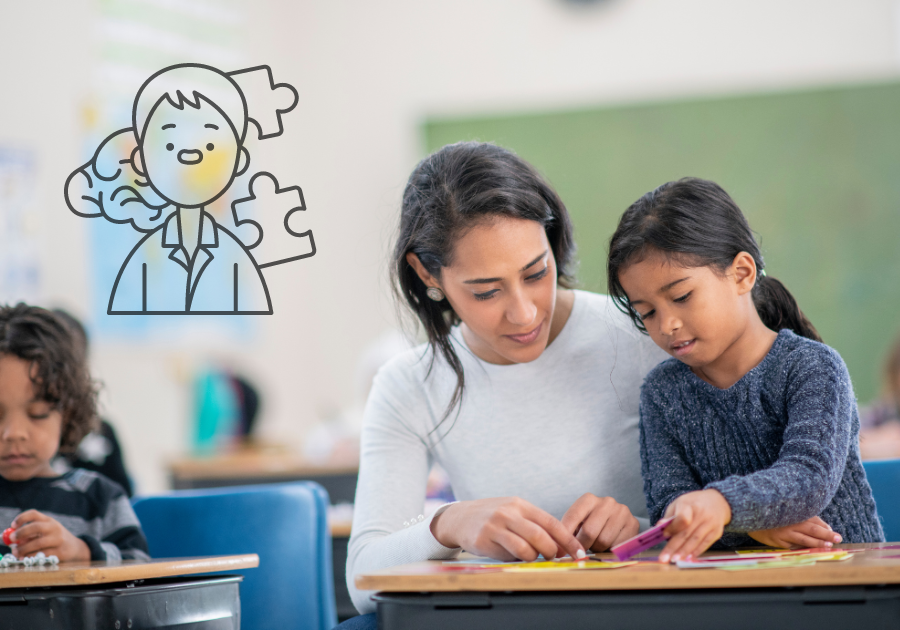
[430,497,586,561]
[749,516,842,549]
[659,489,732,563]
[561,493,640,553]
[10,510,91,562]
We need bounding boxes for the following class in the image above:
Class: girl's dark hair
[0,303,98,452]
[393,142,576,419]
[607,177,821,342]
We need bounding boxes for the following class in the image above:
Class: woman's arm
[347,366,458,614]
[707,347,853,532]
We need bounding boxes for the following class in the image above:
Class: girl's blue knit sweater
[640,329,884,546]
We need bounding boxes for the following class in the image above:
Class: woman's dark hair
[393,142,576,420]
[0,303,98,452]
[607,177,821,342]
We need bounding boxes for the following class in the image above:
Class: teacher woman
[345,142,665,620]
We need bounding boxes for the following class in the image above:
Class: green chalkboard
[423,82,900,402]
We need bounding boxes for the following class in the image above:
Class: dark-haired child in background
[0,304,148,561]
[51,309,134,496]
[607,178,883,563]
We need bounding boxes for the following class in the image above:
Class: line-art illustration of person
[65,63,314,315]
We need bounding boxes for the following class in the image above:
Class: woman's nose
[506,290,537,327]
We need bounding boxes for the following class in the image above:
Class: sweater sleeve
[346,361,460,615]
[707,347,853,532]
[639,377,704,524]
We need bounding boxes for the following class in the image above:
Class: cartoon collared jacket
[109,210,272,314]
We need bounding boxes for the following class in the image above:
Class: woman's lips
[505,321,543,345]
[671,339,696,357]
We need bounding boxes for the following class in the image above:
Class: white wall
[1,0,898,493]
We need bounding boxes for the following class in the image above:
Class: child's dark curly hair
[0,303,98,452]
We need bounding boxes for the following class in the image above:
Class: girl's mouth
[505,321,543,345]
[671,339,696,357]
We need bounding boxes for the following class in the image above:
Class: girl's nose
[661,312,681,337]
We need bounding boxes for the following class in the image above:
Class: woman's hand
[430,497,586,561]
[561,493,640,552]
[10,510,91,562]
[749,516,842,549]
[659,489,732,563]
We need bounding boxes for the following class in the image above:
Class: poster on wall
[0,147,41,306]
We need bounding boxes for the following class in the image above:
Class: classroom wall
[1,0,898,493]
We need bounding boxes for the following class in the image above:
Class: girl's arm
[707,346,853,533]
[639,383,704,523]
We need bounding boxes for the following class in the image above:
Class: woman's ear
[131,146,145,176]
[731,251,757,295]
[406,252,441,290]
[236,147,250,176]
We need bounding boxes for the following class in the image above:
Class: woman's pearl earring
[426,287,445,302]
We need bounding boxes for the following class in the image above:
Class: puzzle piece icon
[228,66,299,140]
[231,172,315,268]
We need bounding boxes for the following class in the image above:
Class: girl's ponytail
[608,178,822,343]
[752,274,821,342]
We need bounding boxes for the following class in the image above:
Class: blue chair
[133,481,337,630]
[863,458,900,542]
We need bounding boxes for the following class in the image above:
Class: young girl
[607,178,884,562]
[0,304,149,562]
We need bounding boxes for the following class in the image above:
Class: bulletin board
[423,81,900,402]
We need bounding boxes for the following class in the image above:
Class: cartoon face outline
[141,95,241,208]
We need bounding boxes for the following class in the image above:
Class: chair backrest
[132,481,336,630]
[863,458,900,542]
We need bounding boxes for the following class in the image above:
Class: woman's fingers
[493,529,540,562]
[560,494,594,535]
[524,505,585,559]
[508,516,562,560]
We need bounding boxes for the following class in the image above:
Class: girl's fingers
[660,525,695,562]
[809,516,831,530]
[685,529,721,560]
[799,522,840,545]
[671,524,713,561]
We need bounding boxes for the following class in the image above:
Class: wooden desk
[359,545,900,630]
[0,554,258,588]
[0,555,259,629]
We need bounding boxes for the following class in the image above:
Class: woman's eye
[474,289,499,301]
[526,267,548,282]
[673,291,692,303]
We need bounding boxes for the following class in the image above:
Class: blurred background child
[0,304,148,562]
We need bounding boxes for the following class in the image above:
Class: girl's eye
[474,289,499,301]
[673,291,692,303]
[525,267,548,282]
[638,309,655,321]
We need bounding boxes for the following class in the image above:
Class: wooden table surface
[356,543,900,592]
[0,554,259,589]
